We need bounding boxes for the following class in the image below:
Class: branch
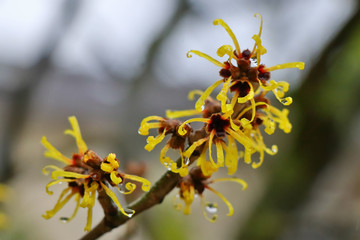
[80,170,181,240]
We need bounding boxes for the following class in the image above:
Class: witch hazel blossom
[138,14,304,222]
[41,116,151,232]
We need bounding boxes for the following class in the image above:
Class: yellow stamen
[195,79,224,112]
[211,178,247,190]
[213,19,240,55]
[41,136,73,165]
[100,182,134,217]
[178,118,209,136]
[187,50,225,68]
[166,109,201,119]
[124,174,151,192]
[265,62,305,71]
[64,116,88,155]
[206,186,234,216]
[144,130,167,151]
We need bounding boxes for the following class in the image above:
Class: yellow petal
[100,182,134,217]
[265,62,305,71]
[187,50,225,68]
[124,174,151,192]
[213,19,240,55]
[166,109,201,119]
[41,136,73,165]
[64,116,88,155]
[195,79,224,112]
[110,171,123,185]
[144,130,167,151]
[207,186,234,216]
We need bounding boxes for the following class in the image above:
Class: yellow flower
[138,116,192,177]
[42,116,151,231]
[173,165,247,222]
[187,15,304,116]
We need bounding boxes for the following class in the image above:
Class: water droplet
[184,158,190,165]
[206,203,218,214]
[137,130,141,134]
[281,99,288,104]
[125,209,134,218]
[201,105,205,111]
[60,217,69,223]
[271,145,278,153]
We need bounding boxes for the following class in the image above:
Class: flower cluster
[139,14,304,220]
[41,116,151,232]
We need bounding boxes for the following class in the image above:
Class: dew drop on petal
[206,203,218,214]
[60,217,69,223]
[271,145,278,153]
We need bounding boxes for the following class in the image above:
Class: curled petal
[100,163,113,173]
[124,174,151,192]
[216,77,232,114]
[138,116,164,135]
[201,196,218,223]
[178,118,209,136]
[144,130,167,151]
[116,182,137,195]
[106,153,119,169]
[195,79,224,112]
[211,177,247,191]
[216,45,234,59]
[110,171,123,185]
[206,186,234,216]
[237,81,255,104]
[213,19,240,55]
[45,178,77,195]
[183,137,208,159]
[64,116,88,155]
[188,90,204,101]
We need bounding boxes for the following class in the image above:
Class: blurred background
[0,0,360,239]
